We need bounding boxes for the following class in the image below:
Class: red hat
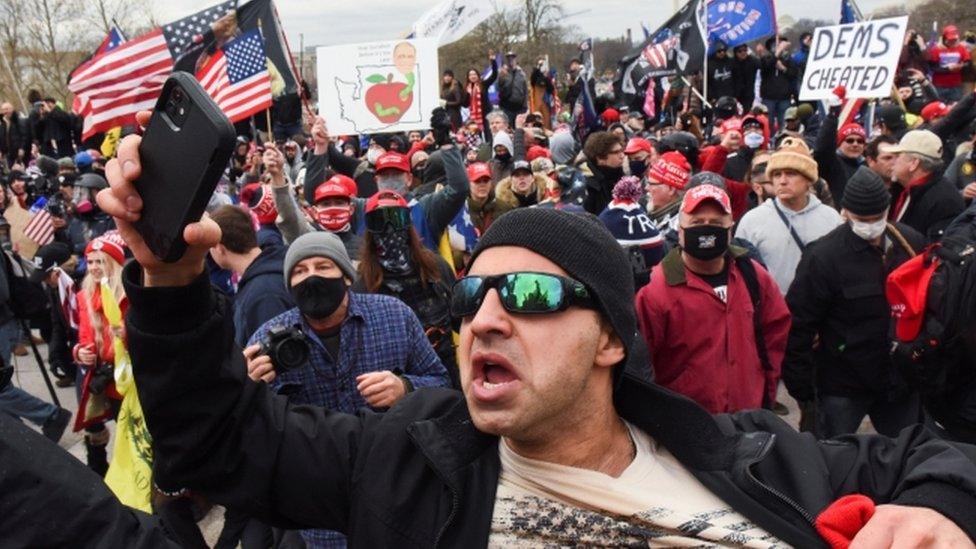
[601,108,620,124]
[720,117,742,135]
[886,253,939,342]
[525,145,551,162]
[624,137,653,155]
[313,174,357,204]
[647,151,691,190]
[682,183,732,215]
[920,101,950,122]
[943,25,960,41]
[365,190,409,213]
[85,236,125,266]
[374,152,410,174]
[466,162,493,182]
[241,183,278,225]
[836,123,867,146]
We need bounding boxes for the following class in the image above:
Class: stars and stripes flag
[72,26,126,118]
[24,197,55,246]
[838,0,866,127]
[195,29,273,123]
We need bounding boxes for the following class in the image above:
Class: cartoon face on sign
[365,42,417,124]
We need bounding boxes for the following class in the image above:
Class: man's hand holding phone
[97,110,221,288]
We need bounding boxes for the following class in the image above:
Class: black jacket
[896,171,966,240]
[0,112,27,159]
[232,244,294,348]
[732,54,761,107]
[582,160,625,215]
[759,53,797,101]
[706,55,736,102]
[813,113,862,203]
[784,223,926,401]
[117,264,976,547]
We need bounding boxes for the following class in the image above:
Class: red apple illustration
[365,73,413,124]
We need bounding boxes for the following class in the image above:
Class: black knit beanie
[468,208,637,384]
[841,166,890,215]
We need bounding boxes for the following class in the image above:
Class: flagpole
[0,45,26,112]
[702,0,709,108]
[256,18,274,140]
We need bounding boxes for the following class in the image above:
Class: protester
[462,53,499,141]
[440,70,464,131]
[735,137,843,294]
[0,102,27,168]
[31,243,78,388]
[759,37,798,132]
[581,131,626,214]
[646,151,692,234]
[864,135,900,185]
[706,42,735,102]
[497,52,528,128]
[889,129,966,240]
[495,160,546,209]
[929,25,973,103]
[785,167,927,437]
[598,176,664,288]
[732,44,760,112]
[814,110,866,203]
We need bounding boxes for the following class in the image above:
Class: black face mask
[629,160,647,177]
[290,275,347,320]
[682,225,729,260]
[495,151,511,163]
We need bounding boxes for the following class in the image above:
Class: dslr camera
[259,325,310,371]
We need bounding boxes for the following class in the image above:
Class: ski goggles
[365,207,412,233]
[451,272,595,318]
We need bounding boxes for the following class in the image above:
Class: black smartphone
[133,72,235,262]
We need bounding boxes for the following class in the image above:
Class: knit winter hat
[836,123,866,147]
[766,136,818,183]
[647,151,691,189]
[841,166,890,216]
[241,183,278,225]
[283,232,356,288]
[599,177,662,269]
[85,236,126,266]
[469,208,636,379]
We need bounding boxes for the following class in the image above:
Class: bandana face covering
[373,230,413,274]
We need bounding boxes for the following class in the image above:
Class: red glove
[815,494,876,549]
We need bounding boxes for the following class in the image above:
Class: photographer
[244,231,450,548]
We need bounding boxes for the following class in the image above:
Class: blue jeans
[0,318,58,426]
[762,98,791,133]
[816,392,922,439]
[936,86,964,104]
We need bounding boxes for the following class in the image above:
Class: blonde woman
[71,235,127,476]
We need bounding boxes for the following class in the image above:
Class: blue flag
[707,0,777,49]
[840,0,858,24]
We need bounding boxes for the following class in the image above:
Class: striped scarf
[467,82,484,130]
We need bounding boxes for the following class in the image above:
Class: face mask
[373,230,413,274]
[744,132,764,149]
[629,160,647,177]
[850,218,887,241]
[376,173,409,195]
[682,225,729,260]
[290,275,348,320]
[495,151,511,163]
[366,148,384,165]
[315,206,351,232]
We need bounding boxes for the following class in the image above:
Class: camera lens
[276,338,309,370]
[171,87,184,103]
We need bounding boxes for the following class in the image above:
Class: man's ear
[594,324,626,370]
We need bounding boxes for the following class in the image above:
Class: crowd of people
[2,21,976,549]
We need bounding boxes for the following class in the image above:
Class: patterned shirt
[248,291,450,548]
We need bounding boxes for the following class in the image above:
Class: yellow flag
[100,127,122,158]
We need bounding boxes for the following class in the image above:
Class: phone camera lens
[172,88,184,103]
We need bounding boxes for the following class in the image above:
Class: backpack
[1,249,49,320]
[886,235,976,397]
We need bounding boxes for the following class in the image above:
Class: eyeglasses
[844,138,866,145]
[365,207,411,232]
[451,272,595,318]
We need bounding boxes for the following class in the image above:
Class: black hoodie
[232,244,294,347]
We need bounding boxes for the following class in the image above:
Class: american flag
[162,1,236,58]
[196,29,273,123]
[24,197,54,246]
[71,26,126,118]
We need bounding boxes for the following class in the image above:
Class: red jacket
[635,249,791,414]
[928,43,971,88]
[698,145,752,221]
[73,289,129,366]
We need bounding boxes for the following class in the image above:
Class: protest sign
[317,39,439,135]
[799,16,907,101]
[411,0,492,46]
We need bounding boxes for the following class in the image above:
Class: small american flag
[196,29,273,123]
[24,197,55,246]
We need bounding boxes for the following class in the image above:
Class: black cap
[688,171,726,190]
[29,242,71,284]
[512,160,532,174]
[741,116,762,130]
[877,104,907,130]
[841,166,891,216]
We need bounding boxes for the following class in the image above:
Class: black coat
[732,54,761,108]
[582,160,625,215]
[759,53,797,102]
[784,222,926,401]
[706,55,736,102]
[0,113,27,160]
[103,263,976,548]
[895,171,966,240]
[813,113,863,203]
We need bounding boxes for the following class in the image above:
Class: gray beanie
[283,232,356,288]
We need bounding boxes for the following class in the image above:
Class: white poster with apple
[317,38,439,135]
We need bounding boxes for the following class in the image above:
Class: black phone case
[133,72,236,262]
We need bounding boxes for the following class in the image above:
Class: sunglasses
[365,207,411,232]
[451,272,595,318]
[844,138,865,145]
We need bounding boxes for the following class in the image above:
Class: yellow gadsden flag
[101,280,153,512]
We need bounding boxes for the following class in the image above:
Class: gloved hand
[827,85,846,118]
[430,107,453,147]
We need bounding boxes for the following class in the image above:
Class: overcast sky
[156,0,904,49]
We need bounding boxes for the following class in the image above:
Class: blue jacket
[233,245,293,347]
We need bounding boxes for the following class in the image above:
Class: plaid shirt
[248,292,450,548]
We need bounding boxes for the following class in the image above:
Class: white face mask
[744,132,764,149]
[850,218,887,241]
[366,148,384,165]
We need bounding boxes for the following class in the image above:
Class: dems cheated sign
[799,16,908,101]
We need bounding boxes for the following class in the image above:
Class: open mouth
[471,352,520,400]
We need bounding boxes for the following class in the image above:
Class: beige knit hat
[766,136,818,183]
